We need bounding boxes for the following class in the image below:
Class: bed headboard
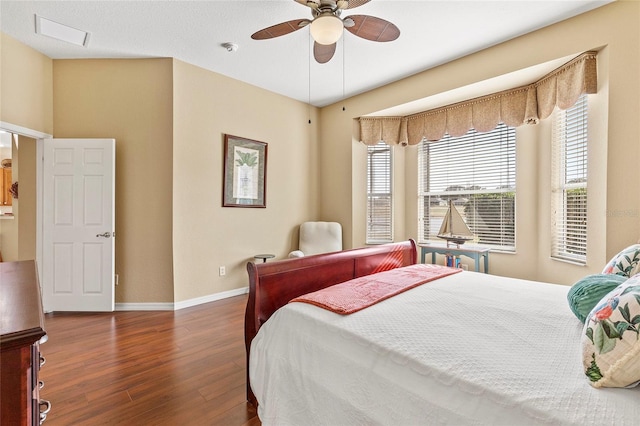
[244,239,417,405]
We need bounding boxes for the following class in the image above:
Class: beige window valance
[359,51,597,146]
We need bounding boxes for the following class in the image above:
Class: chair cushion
[299,222,342,256]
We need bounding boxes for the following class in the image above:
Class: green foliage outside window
[463,193,515,247]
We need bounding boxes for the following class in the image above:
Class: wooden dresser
[0,260,50,425]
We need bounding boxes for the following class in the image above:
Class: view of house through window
[366,141,393,243]
[551,94,588,263]
[418,123,516,251]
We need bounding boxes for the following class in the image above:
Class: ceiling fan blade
[345,15,400,42]
[251,19,310,40]
[314,42,336,64]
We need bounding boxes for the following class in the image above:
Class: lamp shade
[310,15,343,45]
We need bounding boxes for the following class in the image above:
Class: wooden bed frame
[244,239,418,405]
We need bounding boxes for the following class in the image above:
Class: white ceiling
[1,1,612,109]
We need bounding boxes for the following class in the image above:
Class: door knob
[96,232,111,238]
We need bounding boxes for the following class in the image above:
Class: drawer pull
[39,400,51,414]
[40,355,46,368]
[39,380,45,389]
[40,399,52,424]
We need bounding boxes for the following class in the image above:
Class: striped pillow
[567,274,627,323]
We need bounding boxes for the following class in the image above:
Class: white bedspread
[250,271,640,425]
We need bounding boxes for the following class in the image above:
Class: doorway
[0,122,48,267]
[0,122,117,312]
[0,130,15,261]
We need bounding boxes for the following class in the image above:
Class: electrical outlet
[219,266,226,276]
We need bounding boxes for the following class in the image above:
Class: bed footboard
[244,239,417,405]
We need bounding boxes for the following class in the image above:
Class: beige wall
[0,34,51,264]
[0,33,53,134]
[17,135,37,260]
[2,40,320,304]
[53,59,175,303]
[53,58,319,304]
[319,0,640,285]
[172,59,319,302]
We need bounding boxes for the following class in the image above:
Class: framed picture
[223,134,268,208]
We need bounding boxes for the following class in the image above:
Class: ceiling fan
[251,0,400,64]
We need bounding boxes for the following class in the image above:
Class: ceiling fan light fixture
[310,14,343,45]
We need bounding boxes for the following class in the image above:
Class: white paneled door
[42,139,115,312]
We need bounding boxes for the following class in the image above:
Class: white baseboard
[174,287,249,310]
[115,302,174,311]
[114,286,249,311]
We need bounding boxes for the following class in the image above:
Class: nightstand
[419,243,490,273]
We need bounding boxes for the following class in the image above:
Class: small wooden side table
[254,254,275,263]
[419,243,490,273]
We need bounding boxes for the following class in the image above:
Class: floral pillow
[582,274,640,388]
[602,244,640,277]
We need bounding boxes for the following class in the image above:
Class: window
[418,123,516,251]
[367,142,393,243]
[551,94,588,263]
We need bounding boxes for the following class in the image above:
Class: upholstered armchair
[288,221,343,258]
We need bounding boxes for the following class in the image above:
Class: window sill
[550,256,587,267]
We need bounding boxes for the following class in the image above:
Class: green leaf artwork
[235,151,258,168]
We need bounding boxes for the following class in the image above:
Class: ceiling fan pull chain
[308,31,312,124]
[342,35,346,112]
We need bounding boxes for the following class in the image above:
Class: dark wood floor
[40,295,260,425]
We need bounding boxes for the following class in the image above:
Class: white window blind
[418,123,516,251]
[551,94,588,263]
[367,142,393,243]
